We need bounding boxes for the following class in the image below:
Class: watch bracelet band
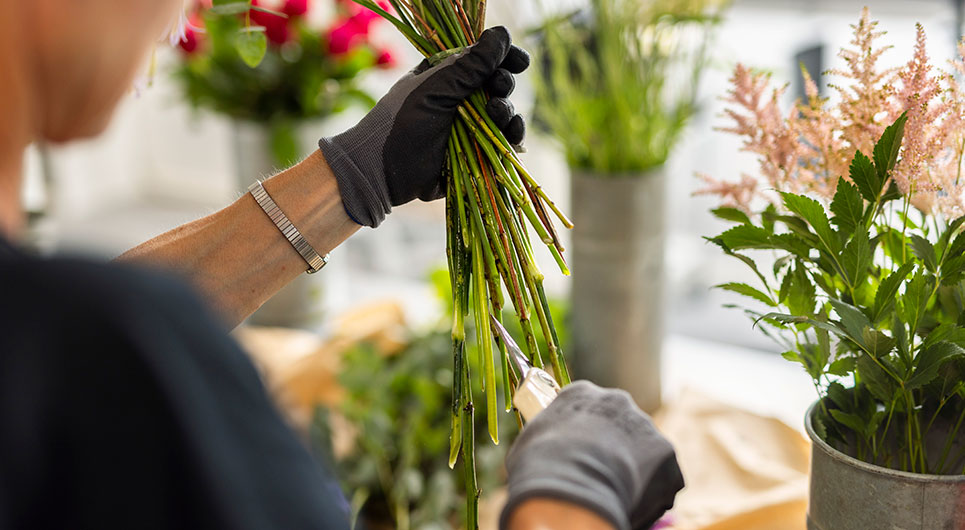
[248,180,329,274]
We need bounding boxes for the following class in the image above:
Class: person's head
[13,0,182,143]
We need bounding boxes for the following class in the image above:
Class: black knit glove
[500,381,684,530]
[319,26,529,227]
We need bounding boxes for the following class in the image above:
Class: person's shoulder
[1,250,209,325]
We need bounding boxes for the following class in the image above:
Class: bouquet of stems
[351,1,573,526]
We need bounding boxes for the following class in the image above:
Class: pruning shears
[489,315,562,421]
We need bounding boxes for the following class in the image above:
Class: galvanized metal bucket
[805,401,965,530]
[570,168,666,413]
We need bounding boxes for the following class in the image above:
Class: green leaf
[872,262,914,323]
[210,1,251,15]
[711,207,751,225]
[909,234,937,271]
[947,230,965,260]
[849,150,879,202]
[900,271,932,334]
[840,230,872,289]
[234,28,267,67]
[857,355,897,402]
[830,409,868,437]
[781,193,840,255]
[770,233,812,261]
[940,255,965,285]
[830,178,865,237]
[936,216,965,262]
[922,323,965,350]
[873,112,908,182]
[826,382,853,412]
[786,264,816,317]
[828,356,856,376]
[861,328,896,358]
[880,181,902,202]
[829,298,872,344]
[715,282,776,307]
[906,341,965,389]
[761,203,778,233]
[716,225,773,250]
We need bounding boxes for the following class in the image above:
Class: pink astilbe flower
[694,172,758,213]
[702,8,965,219]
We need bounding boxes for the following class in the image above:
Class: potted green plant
[531,0,726,411]
[700,10,965,528]
[172,0,394,327]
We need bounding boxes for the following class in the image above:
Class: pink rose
[327,18,366,54]
[376,49,396,68]
[251,0,291,45]
[282,0,309,17]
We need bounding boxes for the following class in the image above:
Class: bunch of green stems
[353,0,573,526]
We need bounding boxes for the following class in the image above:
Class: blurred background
[16,1,965,527]
[22,0,961,348]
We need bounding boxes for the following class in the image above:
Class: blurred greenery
[530,0,727,174]
[174,11,378,165]
[310,269,569,529]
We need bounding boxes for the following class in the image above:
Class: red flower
[178,13,205,55]
[376,49,396,68]
[282,0,309,17]
[251,0,291,45]
[327,17,367,54]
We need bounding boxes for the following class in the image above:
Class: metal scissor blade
[489,314,531,379]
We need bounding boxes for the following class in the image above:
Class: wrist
[504,498,617,530]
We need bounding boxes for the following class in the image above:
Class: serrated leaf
[947,230,965,260]
[773,255,793,276]
[872,262,914,323]
[936,216,965,261]
[712,207,751,225]
[906,341,965,389]
[762,203,778,233]
[857,355,897,402]
[830,409,867,436]
[900,271,932,334]
[715,282,776,307]
[909,234,937,271]
[235,28,267,67]
[828,355,856,376]
[829,298,872,344]
[770,233,812,261]
[873,112,908,181]
[922,323,965,350]
[830,178,865,237]
[210,1,251,15]
[940,255,965,285]
[861,328,896,358]
[840,230,872,289]
[781,193,841,255]
[827,381,852,410]
[849,150,879,202]
[880,180,902,202]
[716,224,773,250]
[787,264,816,317]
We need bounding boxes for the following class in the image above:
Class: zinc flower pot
[232,120,324,328]
[570,168,666,413]
[804,400,965,530]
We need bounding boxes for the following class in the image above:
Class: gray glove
[500,381,684,530]
[319,26,529,228]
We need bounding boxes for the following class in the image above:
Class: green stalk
[460,355,478,529]
[472,235,498,444]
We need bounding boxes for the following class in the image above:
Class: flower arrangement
[531,0,727,174]
[701,9,965,475]
[173,0,395,164]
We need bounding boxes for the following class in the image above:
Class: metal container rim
[805,400,965,483]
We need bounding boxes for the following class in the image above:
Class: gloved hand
[500,381,684,530]
[319,26,529,228]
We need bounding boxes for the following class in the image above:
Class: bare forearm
[119,150,359,326]
[506,499,616,530]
